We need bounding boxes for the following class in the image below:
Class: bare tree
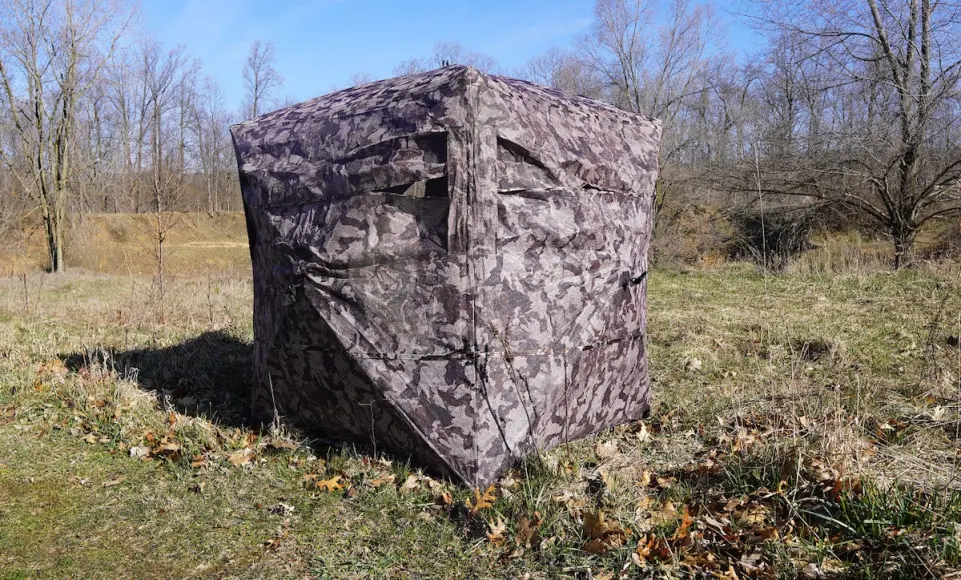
[242,40,283,119]
[129,42,197,319]
[0,148,30,242]
[348,71,375,86]
[393,41,498,76]
[433,41,497,72]
[193,75,233,213]
[583,0,718,160]
[519,47,606,100]
[746,0,961,267]
[0,0,130,272]
[92,39,237,217]
[571,0,722,232]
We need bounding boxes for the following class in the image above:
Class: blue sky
[141,0,758,113]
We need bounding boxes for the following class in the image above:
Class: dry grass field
[2,215,961,578]
[0,212,252,277]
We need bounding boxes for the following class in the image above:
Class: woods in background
[0,0,245,272]
[1,0,960,272]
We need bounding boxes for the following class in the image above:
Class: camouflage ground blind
[231,66,662,485]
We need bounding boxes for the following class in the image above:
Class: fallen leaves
[594,439,619,459]
[487,516,508,546]
[638,470,652,487]
[368,473,396,488]
[263,530,289,551]
[67,475,91,487]
[312,475,345,493]
[633,534,656,564]
[671,506,694,540]
[873,417,910,443]
[552,490,588,513]
[129,445,149,458]
[646,498,681,527]
[79,414,315,478]
[152,439,182,462]
[735,503,771,527]
[401,474,421,492]
[267,502,296,516]
[635,421,651,442]
[632,534,675,567]
[684,356,703,372]
[262,438,298,454]
[227,448,254,468]
[581,510,627,554]
[142,432,182,462]
[515,511,542,548]
[8,272,956,580]
[466,484,497,515]
[395,472,446,494]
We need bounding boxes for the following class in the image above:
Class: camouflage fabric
[231,66,661,486]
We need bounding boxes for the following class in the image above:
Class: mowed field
[2,215,961,578]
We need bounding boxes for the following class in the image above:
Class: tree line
[2,0,960,272]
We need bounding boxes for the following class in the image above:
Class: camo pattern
[231,66,661,485]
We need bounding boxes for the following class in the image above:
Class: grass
[1,263,961,578]
[2,212,251,277]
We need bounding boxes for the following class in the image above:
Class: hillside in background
[3,208,961,278]
[2,213,251,277]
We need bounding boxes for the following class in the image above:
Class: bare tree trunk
[242,41,283,118]
[0,0,129,272]
[734,0,961,268]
